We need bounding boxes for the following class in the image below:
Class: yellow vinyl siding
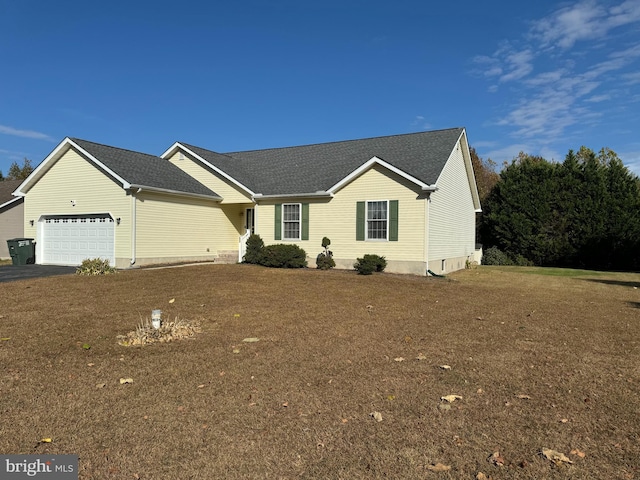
[255,165,426,262]
[428,140,476,261]
[135,192,240,259]
[166,151,253,204]
[23,148,131,259]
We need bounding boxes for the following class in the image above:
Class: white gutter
[0,196,23,210]
[128,184,222,202]
[252,191,333,200]
[422,185,438,192]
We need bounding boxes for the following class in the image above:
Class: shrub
[354,254,386,275]
[482,246,512,266]
[316,253,336,270]
[316,236,335,270]
[76,258,117,275]
[243,234,264,264]
[259,244,307,268]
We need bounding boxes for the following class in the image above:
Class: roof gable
[16,138,221,200]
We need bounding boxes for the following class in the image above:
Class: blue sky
[1,0,639,178]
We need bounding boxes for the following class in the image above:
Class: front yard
[1,264,638,479]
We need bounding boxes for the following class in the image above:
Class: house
[12,127,481,275]
[0,180,25,259]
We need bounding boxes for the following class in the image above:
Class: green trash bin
[7,238,36,265]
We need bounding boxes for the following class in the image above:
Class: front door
[245,208,255,235]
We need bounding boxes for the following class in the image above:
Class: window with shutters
[367,201,388,240]
[356,200,398,242]
[283,203,301,240]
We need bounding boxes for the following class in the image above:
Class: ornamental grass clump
[76,258,117,275]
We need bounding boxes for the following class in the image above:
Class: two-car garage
[39,214,115,266]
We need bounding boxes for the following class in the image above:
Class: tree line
[473,146,640,271]
[0,158,34,181]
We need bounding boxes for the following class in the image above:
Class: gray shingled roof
[180,128,464,196]
[0,179,23,207]
[70,139,220,198]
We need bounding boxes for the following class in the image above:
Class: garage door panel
[41,215,115,266]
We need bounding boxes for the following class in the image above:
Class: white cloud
[530,0,640,50]
[618,149,640,176]
[411,115,431,130]
[586,94,611,102]
[0,125,53,141]
[472,0,640,151]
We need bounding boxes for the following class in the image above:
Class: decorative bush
[354,254,386,275]
[316,236,335,270]
[259,244,308,268]
[76,258,117,275]
[243,234,265,264]
[481,246,512,265]
[316,253,336,270]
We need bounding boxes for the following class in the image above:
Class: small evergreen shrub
[76,258,117,275]
[354,254,386,275]
[243,234,264,264]
[316,236,335,270]
[482,246,513,266]
[316,253,336,270]
[259,244,308,268]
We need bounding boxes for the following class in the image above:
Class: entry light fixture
[116,217,121,225]
[29,220,34,226]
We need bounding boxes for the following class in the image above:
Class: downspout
[130,188,141,265]
[424,194,430,275]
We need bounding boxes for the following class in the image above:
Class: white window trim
[282,203,302,241]
[365,199,389,241]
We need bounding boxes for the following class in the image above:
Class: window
[275,203,310,241]
[367,201,388,240]
[356,200,398,242]
[283,203,301,240]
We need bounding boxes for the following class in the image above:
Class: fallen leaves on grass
[242,337,260,343]
[370,411,383,422]
[488,451,505,466]
[415,353,427,360]
[571,448,586,458]
[119,378,134,385]
[169,298,175,303]
[96,383,106,389]
[1,337,10,341]
[440,364,452,370]
[542,447,573,465]
[476,473,492,480]
[441,394,463,403]
[394,357,405,362]
[516,394,531,400]
[426,463,451,472]
[40,438,52,443]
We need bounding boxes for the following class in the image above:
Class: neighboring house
[0,180,25,259]
[13,127,481,275]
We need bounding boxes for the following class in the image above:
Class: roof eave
[0,196,23,210]
[128,184,222,202]
[328,156,430,194]
[162,142,256,197]
[253,191,333,201]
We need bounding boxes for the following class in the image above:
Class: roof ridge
[177,142,238,161]
[224,127,464,155]
[70,138,159,158]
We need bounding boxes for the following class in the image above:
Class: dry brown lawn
[1,264,639,479]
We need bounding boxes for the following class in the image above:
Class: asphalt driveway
[0,264,76,283]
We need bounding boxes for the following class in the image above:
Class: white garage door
[41,214,115,266]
